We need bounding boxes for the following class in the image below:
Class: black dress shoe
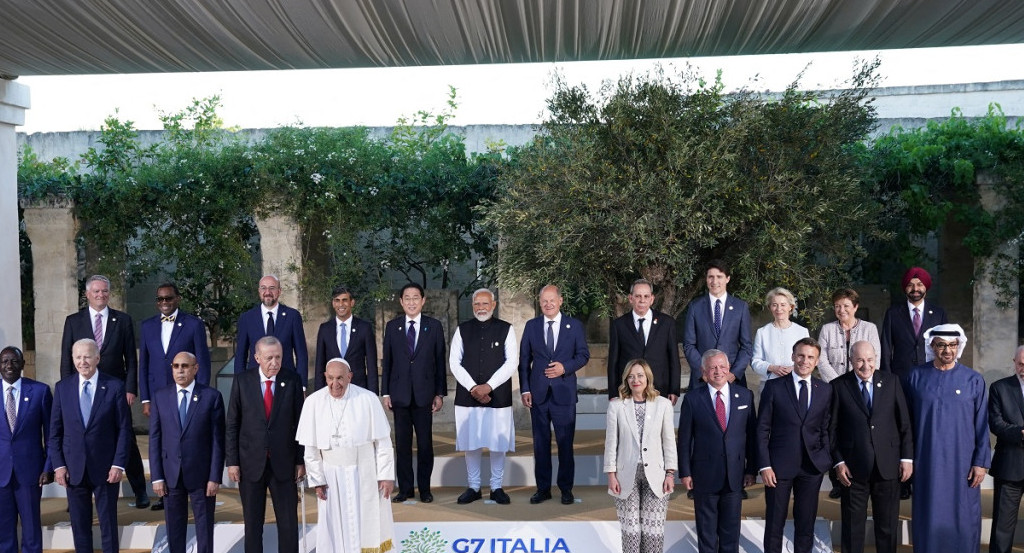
[529,490,552,504]
[457,488,481,504]
[741,490,749,500]
[150,498,165,511]
[420,492,434,503]
[686,490,694,499]
[392,492,413,503]
[134,496,150,509]
[560,490,575,505]
[900,487,912,500]
[828,488,842,499]
[490,488,511,505]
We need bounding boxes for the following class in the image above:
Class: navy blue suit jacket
[234,303,308,375]
[0,378,53,487]
[518,315,590,406]
[880,302,947,377]
[380,315,446,407]
[60,308,138,395]
[683,295,753,389]
[314,316,378,393]
[756,375,832,479]
[138,311,211,402]
[149,382,225,490]
[678,383,757,493]
[48,373,132,486]
[607,310,680,398]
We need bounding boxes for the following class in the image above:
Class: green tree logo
[401,527,448,553]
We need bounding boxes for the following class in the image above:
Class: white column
[0,79,30,348]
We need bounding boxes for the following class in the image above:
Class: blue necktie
[546,320,555,356]
[714,299,722,338]
[798,379,808,415]
[861,380,872,414]
[339,322,348,356]
[406,320,416,356]
[179,389,189,427]
[80,381,93,425]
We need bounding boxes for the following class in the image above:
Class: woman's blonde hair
[617,358,660,401]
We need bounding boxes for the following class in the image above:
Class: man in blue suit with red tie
[678,349,757,553]
[0,346,53,553]
[683,259,753,390]
[519,285,590,505]
[49,338,132,553]
[234,275,308,376]
[381,283,447,503]
[757,337,833,553]
[149,351,225,553]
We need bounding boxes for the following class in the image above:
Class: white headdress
[922,323,967,362]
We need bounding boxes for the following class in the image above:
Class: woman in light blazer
[605,359,677,553]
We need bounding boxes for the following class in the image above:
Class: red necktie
[715,391,727,431]
[263,380,273,419]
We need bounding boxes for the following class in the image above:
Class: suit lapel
[166,318,184,354]
[181,385,200,431]
[845,376,869,418]
[624,400,641,446]
[1010,379,1024,422]
[785,378,804,419]
[699,388,725,433]
[87,379,109,429]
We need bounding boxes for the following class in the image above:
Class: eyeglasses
[171,363,194,369]
[155,296,178,302]
[933,341,959,350]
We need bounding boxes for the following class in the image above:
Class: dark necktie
[266,311,275,336]
[798,379,808,415]
[714,299,722,338]
[406,320,416,356]
[637,318,646,344]
[861,380,872,414]
[912,307,921,336]
[179,389,189,427]
[715,391,727,431]
[263,380,273,419]
[546,320,555,356]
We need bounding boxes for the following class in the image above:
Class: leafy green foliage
[484,63,885,322]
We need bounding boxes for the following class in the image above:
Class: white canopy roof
[2,0,1024,77]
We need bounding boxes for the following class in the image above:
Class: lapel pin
[494,342,500,347]
[955,389,961,395]
[111,317,117,323]
[566,324,571,329]
[734,393,739,398]
[653,319,659,325]
[728,305,733,311]
[352,328,356,333]
[193,395,199,402]
[423,326,428,332]
[177,323,182,327]
[281,382,286,388]
[23,397,29,402]
[281,312,286,317]
[876,382,882,388]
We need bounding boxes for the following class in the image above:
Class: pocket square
[737,405,749,410]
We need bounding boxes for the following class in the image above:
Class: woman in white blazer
[604,359,678,553]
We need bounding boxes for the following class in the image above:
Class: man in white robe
[296,358,395,553]
[449,289,518,504]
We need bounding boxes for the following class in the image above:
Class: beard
[474,312,493,322]
[906,290,925,303]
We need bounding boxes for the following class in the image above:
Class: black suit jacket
[989,375,1024,481]
[880,301,947,376]
[225,368,304,482]
[381,315,447,407]
[607,310,680,398]
[60,308,138,395]
[313,316,378,393]
[830,371,913,481]
[756,375,832,479]
[678,383,757,493]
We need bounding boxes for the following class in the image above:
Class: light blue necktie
[179,389,189,427]
[80,381,93,425]
[339,322,348,356]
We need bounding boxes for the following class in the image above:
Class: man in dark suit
[226,336,305,553]
[0,346,53,553]
[58,274,149,508]
[49,339,132,553]
[880,266,948,380]
[519,285,591,505]
[757,337,832,553]
[988,345,1024,553]
[678,349,756,553]
[683,259,753,390]
[608,278,681,404]
[830,341,913,553]
[879,266,945,501]
[150,351,225,553]
[381,282,447,503]
[234,275,308,375]
[139,283,211,511]
[314,285,378,393]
